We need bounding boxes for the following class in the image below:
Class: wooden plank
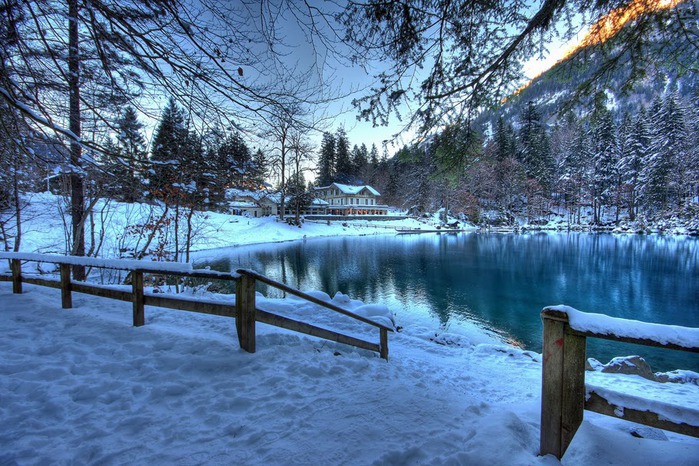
[144,295,235,317]
[540,313,567,459]
[11,259,22,294]
[237,268,393,331]
[560,330,586,454]
[71,282,132,301]
[568,328,699,353]
[255,308,380,354]
[60,263,72,309]
[236,273,256,353]
[0,274,10,282]
[586,391,699,438]
[23,277,61,289]
[132,271,144,327]
[380,328,389,360]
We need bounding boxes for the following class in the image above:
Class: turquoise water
[195,233,699,372]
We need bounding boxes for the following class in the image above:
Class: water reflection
[194,233,698,372]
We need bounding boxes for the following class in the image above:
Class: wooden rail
[237,268,393,360]
[540,306,699,459]
[0,253,391,359]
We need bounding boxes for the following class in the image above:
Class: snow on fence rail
[0,253,391,360]
[539,306,699,460]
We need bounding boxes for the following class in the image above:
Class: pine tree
[617,110,648,221]
[494,115,516,163]
[559,121,591,224]
[251,149,269,188]
[334,127,353,184]
[642,91,689,213]
[217,132,253,189]
[352,143,369,183]
[317,132,336,186]
[114,107,147,202]
[518,101,554,194]
[150,98,188,198]
[493,115,520,211]
[588,96,619,224]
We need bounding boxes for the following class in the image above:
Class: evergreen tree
[494,115,516,163]
[352,143,369,183]
[559,122,592,224]
[150,98,188,197]
[114,106,147,202]
[588,96,619,224]
[317,132,336,186]
[218,132,254,189]
[617,110,648,221]
[493,115,520,211]
[251,149,269,188]
[642,91,689,213]
[518,101,553,194]
[334,127,353,184]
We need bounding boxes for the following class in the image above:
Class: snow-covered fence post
[132,270,145,327]
[11,259,22,294]
[235,272,256,353]
[540,308,586,459]
[60,263,72,308]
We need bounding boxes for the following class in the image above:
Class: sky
[134,2,598,178]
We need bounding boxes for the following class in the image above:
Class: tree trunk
[68,0,85,280]
[12,155,21,252]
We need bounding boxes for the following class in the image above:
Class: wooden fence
[0,253,392,360]
[540,306,699,459]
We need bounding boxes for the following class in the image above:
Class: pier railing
[0,253,392,360]
[540,306,699,459]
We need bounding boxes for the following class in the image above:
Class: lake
[194,232,699,372]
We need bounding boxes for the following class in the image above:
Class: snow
[585,385,699,428]
[2,192,699,464]
[549,305,699,350]
[316,182,381,196]
[2,283,698,465]
[0,251,194,274]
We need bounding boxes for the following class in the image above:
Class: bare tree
[288,132,316,225]
[0,0,344,269]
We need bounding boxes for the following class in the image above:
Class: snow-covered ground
[8,192,445,258]
[2,192,699,465]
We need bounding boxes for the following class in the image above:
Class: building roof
[315,183,381,197]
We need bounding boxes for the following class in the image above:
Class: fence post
[60,263,72,308]
[236,272,256,353]
[132,270,145,327]
[11,259,22,294]
[380,328,389,361]
[540,308,587,459]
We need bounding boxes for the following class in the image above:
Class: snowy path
[1,282,698,465]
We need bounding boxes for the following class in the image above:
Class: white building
[314,183,389,216]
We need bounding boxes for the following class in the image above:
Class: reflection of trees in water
[195,233,698,371]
